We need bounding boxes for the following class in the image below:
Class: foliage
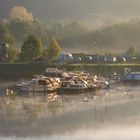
[7,6,49,45]
[63,21,87,38]
[29,19,49,46]
[46,37,61,63]
[0,22,15,45]
[1,6,140,54]
[6,46,19,63]
[0,22,18,63]
[8,6,33,22]
[20,35,44,62]
[8,20,31,43]
[126,47,136,57]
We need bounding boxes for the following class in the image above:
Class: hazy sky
[0,0,140,23]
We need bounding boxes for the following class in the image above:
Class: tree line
[0,6,139,63]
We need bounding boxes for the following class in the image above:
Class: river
[0,81,140,140]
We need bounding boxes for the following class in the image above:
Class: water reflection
[0,84,140,139]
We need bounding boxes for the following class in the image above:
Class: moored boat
[44,68,70,81]
[57,81,88,94]
[57,79,101,94]
[121,72,140,84]
[16,77,60,93]
[120,68,140,84]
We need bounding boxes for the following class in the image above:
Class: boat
[121,68,140,84]
[121,72,140,84]
[57,80,88,94]
[44,68,70,80]
[44,68,108,89]
[16,76,60,93]
[57,78,100,94]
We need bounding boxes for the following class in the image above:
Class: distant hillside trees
[9,6,33,22]
[20,35,44,62]
[8,6,33,43]
[50,22,87,39]
[0,42,18,63]
[0,22,15,44]
[63,21,87,38]
[6,45,18,63]
[1,5,140,62]
[7,6,48,45]
[126,47,136,57]
[0,22,18,63]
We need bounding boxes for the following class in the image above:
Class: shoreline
[0,63,140,79]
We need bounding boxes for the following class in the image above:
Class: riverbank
[0,63,140,79]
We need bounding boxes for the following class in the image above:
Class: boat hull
[17,84,56,92]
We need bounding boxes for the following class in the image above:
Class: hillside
[60,19,140,53]
[0,5,140,54]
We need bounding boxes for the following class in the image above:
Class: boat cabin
[44,68,69,79]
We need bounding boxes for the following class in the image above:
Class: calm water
[0,81,140,140]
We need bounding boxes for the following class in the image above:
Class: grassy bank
[0,63,140,79]
[67,64,140,75]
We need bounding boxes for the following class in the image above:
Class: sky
[0,0,140,28]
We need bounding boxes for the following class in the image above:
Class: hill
[60,19,140,53]
[0,5,140,54]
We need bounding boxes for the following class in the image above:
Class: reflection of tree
[0,97,46,120]
[22,101,45,119]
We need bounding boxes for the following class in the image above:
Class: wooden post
[33,85,35,96]
[44,85,46,96]
[27,87,29,96]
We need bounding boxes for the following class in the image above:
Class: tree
[6,46,19,63]
[8,6,34,43]
[0,22,15,44]
[20,35,44,62]
[9,6,33,23]
[46,37,61,63]
[0,22,18,63]
[126,47,135,57]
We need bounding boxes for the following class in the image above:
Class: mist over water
[0,82,140,140]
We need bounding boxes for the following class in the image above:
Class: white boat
[57,78,101,94]
[44,68,70,80]
[16,77,60,92]
[121,68,140,84]
[122,72,140,83]
[57,81,88,94]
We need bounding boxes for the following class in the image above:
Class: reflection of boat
[16,77,60,92]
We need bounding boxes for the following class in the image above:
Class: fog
[0,84,140,139]
[1,0,140,24]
